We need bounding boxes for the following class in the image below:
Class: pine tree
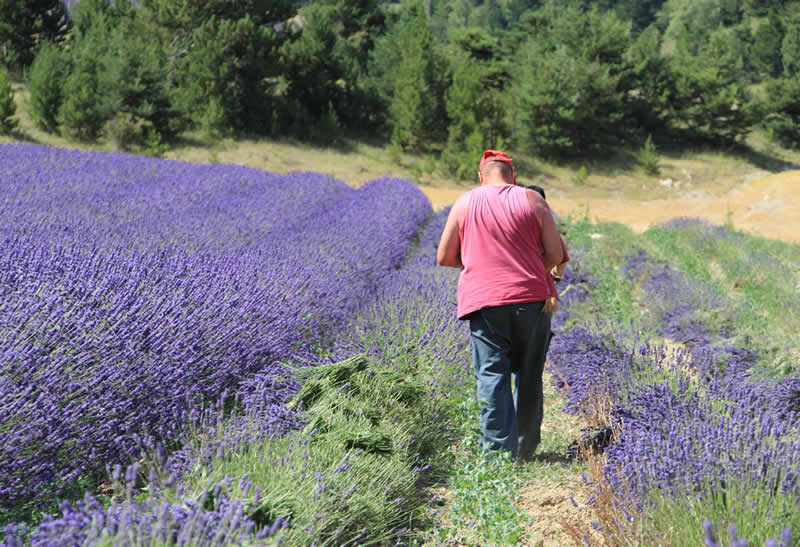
[0,0,67,69]
[782,7,800,77]
[57,56,105,141]
[614,0,667,33]
[385,3,448,151]
[105,21,184,149]
[669,28,758,145]
[763,75,800,148]
[743,0,784,17]
[0,67,18,134]
[442,61,489,179]
[751,8,784,77]
[138,0,295,135]
[661,0,728,53]
[625,25,674,134]
[512,6,632,156]
[27,41,68,133]
[442,27,509,179]
[280,0,385,135]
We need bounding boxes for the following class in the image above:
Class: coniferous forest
[1,0,799,175]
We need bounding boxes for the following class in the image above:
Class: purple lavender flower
[0,144,432,507]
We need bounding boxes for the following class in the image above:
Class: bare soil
[421,170,800,243]
[514,375,594,547]
[515,456,592,547]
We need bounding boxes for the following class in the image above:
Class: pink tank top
[457,185,552,319]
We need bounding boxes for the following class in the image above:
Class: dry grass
[560,452,641,547]
[167,135,456,187]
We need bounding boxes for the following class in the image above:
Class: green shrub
[200,96,229,141]
[763,75,800,149]
[57,65,105,141]
[638,135,661,176]
[308,102,342,145]
[442,128,485,181]
[572,166,589,186]
[0,69,18,134]
[107,112,147,151]
[27,42,68,133]
[143,128,169,158]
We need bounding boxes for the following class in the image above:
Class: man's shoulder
[449,191,472,225]
[452,190,472,211]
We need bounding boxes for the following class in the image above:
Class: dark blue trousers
[468,302,551,460]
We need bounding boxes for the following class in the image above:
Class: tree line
[1,0,799,177]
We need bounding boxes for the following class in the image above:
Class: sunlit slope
[420,171,800,243]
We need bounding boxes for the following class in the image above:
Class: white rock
[659,178,673,188]
[590,233,604,240]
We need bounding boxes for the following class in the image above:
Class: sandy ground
[419,170,800,243]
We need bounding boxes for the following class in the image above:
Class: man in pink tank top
[437,150,565,461]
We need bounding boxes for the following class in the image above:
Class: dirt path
[420,171,800,243]
[515,372,594,546]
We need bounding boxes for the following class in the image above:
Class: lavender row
[606,247,800,501]
[0,144,351,254]
[166,207,469,526]
[546,221,800,542]
[5,473,284,546]
[0,144,432,507]
[7,211,469,545]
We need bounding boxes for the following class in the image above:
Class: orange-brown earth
[419,170,800,243]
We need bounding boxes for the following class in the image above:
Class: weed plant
[419,397,526,546]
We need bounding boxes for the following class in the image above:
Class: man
[437,150,564,461]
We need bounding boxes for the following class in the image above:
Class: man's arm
[553,237,569,278]
[437,194,469,268]
[527,192,563,271]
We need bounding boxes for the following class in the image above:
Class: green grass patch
[416,397,527,546]
[636,480,800,547]
[560,218,644,329]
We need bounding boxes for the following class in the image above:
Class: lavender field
[2,143,800,545]
[0,143,440,541]
[545,219,800,546]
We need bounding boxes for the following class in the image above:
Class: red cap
[479,150,514,171]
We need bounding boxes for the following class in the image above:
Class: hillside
[5,80,800,243]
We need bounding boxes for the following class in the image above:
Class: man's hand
[543,297,559,313]
[552,261,567,281]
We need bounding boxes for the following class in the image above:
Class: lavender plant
[8,210,473,545]
[0,144,431,512]
[547,217,800,544]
